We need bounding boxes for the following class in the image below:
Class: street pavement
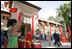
[40,40,71,48]
[1,40,71,48]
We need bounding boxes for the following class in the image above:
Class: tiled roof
[18,1,41,11]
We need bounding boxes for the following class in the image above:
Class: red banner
[32,15,34,34]
[68,25,71,36]
[49,27,51,35]
[18,12,22,29]
[35,16,38,20]
[43,26,45,34]
[18,12,22,22]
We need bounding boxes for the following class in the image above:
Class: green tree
[48,16,56,22]
[56,2,71,32]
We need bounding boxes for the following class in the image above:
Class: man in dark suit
[53,31,62,47]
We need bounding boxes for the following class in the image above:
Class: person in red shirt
[25,30,33,48]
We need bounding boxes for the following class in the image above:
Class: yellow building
[38,18,62,35]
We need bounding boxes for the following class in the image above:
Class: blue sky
[27,1,70,19]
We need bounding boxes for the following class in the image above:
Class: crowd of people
[1,23,62,48]
[1,13,67,48]
[1,24,62,48]
[1,13,24,48]
[38,31,62,47]
[53,31,62,47]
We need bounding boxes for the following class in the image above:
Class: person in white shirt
[47,31,51,46]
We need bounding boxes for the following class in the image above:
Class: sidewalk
[1,40,71,48]
[58,42,71,48]
[40,40,71,48]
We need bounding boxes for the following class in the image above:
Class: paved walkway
[1,40,71,48]
[40,40,71,48]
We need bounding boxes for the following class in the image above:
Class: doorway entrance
[21,23,31,36]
